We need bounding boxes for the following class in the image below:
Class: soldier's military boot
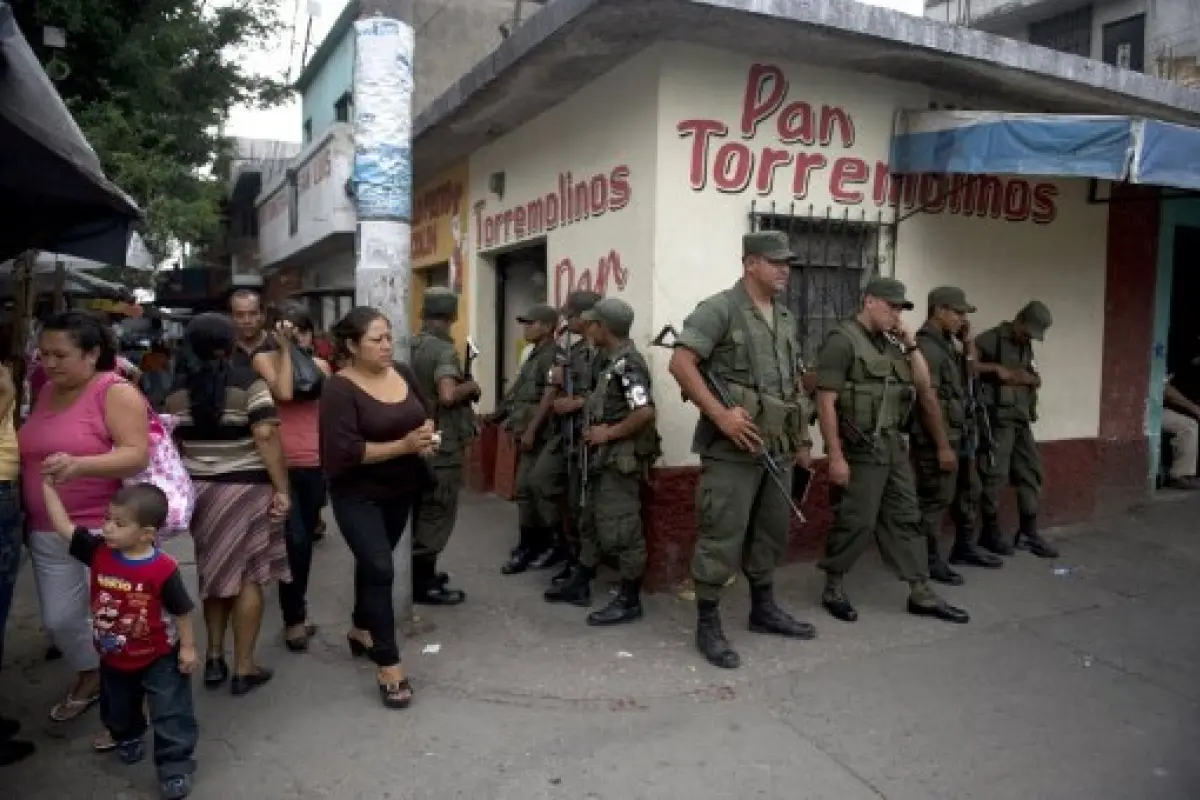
[696,600,740,669]
[530,524,568,571]
[927,536,964,586]
[949,523,1004,569]
[906,579,970,624]
[821,573,858,623]
[586,579,643,626]
[1014,514,1059,559]
[543,564,593,606]
[978,513,1014,556]
[502,527,541,574]
[413,555,466,606]
[748,583,816,639]
[550,558,576,586]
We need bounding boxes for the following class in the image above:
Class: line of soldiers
[407,230,1060,667]
[497,291,661,626]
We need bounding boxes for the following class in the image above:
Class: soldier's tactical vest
[834,320,916,437]
[699,289,805,454]
[585,342,661,474]
[977,324,1038,424]
[410,332,477,459]
[914,327,965,438]
[504,340,553,435]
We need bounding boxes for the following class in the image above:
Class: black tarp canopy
[0,2,143,264]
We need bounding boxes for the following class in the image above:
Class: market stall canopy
[0,261,132,300]
[890,110,1200,191]
[0,2,143,264]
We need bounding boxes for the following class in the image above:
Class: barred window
[752,207,889,363]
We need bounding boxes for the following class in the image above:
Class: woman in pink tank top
[18,312,150,722]
[251,303,331,652]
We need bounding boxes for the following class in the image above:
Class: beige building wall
[467,49,662,407]
[652,45,1107,466]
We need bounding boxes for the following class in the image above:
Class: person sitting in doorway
[1163,345,1200,489]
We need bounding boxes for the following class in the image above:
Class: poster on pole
[353,17,415,221]
[357,220,413,344]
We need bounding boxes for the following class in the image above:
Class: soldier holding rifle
[499,304,563,574]
[947,317,1004,570]
[544,291,602,585]
[667,230,817,671]
[409,288,480,605]
[546,298,659,625]
[815,277,970,625]
[911,287,1001,590]
[972,301,1059,559]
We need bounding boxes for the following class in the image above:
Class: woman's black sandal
[378,677,413,709]
[285,623,317,653]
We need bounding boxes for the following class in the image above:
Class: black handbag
[289,342,324,401]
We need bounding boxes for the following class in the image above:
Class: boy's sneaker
[160,774,193,799]
[116,738,145,765]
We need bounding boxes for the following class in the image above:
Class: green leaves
[13,0,288,260]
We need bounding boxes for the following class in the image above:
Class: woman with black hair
[165,313,290,697]
[18,311,150,721]
[251,301,332,652]
[320,307,436,709]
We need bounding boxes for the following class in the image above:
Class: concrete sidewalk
[3,490,1200,799]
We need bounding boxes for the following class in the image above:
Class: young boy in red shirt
[43,481,199,800]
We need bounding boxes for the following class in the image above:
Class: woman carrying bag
[252,302,331,653]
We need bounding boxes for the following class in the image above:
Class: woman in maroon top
[320,308,436,709]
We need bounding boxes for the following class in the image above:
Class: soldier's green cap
[561,290,602,317]
[743,230,795,262]
[1016,300,1052,341]
[517,303,559,328]
[928,286,976,314]
[580,297,635,336]
[421,287,459,319]
[864,276,914,310]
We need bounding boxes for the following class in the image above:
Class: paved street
[4,490,1200,799]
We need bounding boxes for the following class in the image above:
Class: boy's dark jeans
[100,652,198,780]
[279,467,328,627]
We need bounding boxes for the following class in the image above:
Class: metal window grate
[750,203,892,363]
[1029,6,1093,59]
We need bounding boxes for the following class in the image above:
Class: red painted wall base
[640,437,1145,592]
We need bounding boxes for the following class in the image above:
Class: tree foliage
[13,0,290,259]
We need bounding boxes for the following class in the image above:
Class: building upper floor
[924,0,1200,85]
[294,0,542,147]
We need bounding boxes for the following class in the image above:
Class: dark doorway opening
[493,242,548,406]
[1168,226,1200,365]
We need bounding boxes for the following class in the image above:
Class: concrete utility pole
[352,0,418,627]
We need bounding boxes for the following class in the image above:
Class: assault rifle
[653,324,806,524]
[960,338,995,469]
[555,328,588,511]
[463,337,481,404]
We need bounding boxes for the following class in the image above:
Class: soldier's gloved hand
[828,455,850,487]
[715,407,762,452]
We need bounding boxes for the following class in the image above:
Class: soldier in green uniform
[545,298,660,625]
[668,230,818,670]
[815,277,969,625]
[973,301,1059,558]
[911,287,1002,588]
[501,303,564,574]
[543,291,602,582]
[408,288,478,605]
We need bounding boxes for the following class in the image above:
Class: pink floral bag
[96,374,195,538]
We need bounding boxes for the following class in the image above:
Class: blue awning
[891,111,1200,192]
